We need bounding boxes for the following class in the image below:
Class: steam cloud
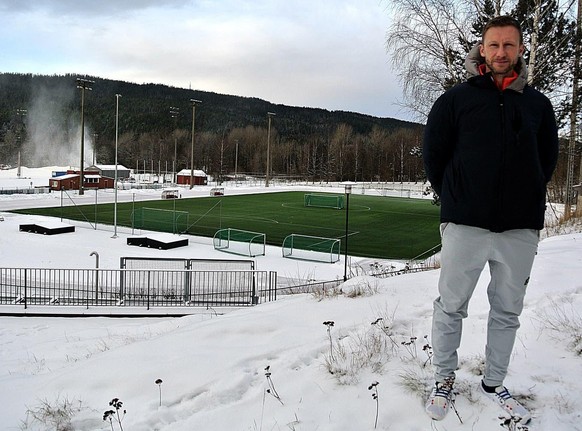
[22,82,94,168]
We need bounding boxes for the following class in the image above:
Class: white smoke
[22,82,94,168]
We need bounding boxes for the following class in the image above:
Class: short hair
[482,15,523,44]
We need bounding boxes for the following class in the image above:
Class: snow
[1,167,581,430]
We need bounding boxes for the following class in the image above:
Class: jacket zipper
[496,92,506,231]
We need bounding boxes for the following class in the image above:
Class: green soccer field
[12,191,442,260]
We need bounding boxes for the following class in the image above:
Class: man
[423,15,559,423]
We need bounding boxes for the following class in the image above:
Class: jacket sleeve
[537,99,559,184]
[423,93,455,197]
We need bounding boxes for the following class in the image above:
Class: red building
[49,170,115,191]
[176,169,208,186]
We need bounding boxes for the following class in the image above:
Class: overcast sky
[0,0,409,120]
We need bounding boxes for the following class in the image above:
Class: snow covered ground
[1,167,581,430]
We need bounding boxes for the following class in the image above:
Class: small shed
[84,174,115,189]
[49,172,115,191]
[49,173,80,191]
[177,169,207,186]
[85,164,131,180]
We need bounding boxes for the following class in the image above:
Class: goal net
[304,193,344,209]
[132,207,189,234]
[213,228,266,257]
[282,234,341,263]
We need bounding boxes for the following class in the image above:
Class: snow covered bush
[536,298,582,356]
[20,396,84,431]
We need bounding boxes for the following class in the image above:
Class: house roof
[177,169,206,176]
[52,174,78,180]
[87,164,130,171]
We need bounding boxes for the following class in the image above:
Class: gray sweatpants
[432,223,539,387]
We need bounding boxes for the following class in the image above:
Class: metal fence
[120,257,255,271]
[0,186,51,195]
[0,267,277,309]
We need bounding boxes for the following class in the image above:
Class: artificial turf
[12,191,441,260]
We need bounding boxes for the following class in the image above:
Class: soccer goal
[213,228,266,257]
[282,234,341,263]
[132,207,189,234]
[304,193,344,209]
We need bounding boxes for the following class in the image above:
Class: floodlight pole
[235,139,239,186]
[76,78,94,196]
[92,133,98,165]
[16,109,27,178]
[190,99,202,189]
[113,94,121,238]
[170,106,179,185]
[265,112,276,187]
[343,183,352,282]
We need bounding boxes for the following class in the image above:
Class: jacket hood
[465,42,528,92]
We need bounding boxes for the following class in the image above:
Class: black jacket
[423,50,559,232]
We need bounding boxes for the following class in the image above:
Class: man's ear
[519,44,525,56]
[479,43,485,57]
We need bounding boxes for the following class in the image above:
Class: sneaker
[425,378,455,421]
[480,382,531,424]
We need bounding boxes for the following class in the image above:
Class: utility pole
[113,94,121,238]
[265,112,276,187]
[76,78,94,195]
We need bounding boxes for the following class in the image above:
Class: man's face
[479,26,524,78]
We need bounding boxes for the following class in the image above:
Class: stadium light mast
[235,139,239,186]
[190,99,202,189]
[92,133,99,165]
[16,109,27,178]
[341,181,355,282]
[112,94,121,239]
[265,112,276,187]
[76,78,94,196]
[170,106,179,185]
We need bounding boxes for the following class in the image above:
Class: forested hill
[0,72,423,182]
[0,72,416,137]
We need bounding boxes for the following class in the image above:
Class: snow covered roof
[88,164,130,171]
[177,169,207,176]
[51,173,78,180]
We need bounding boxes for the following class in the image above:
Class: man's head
[479,16,524,80]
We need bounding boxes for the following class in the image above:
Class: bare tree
[386,0,475,120]
[329,124,353,181]
[386,0,578,122]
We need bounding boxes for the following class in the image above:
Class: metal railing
[0,267,277,310]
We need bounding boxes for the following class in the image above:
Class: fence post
[147,270,151,310]
[119,269,124,302]
[184,263,191,303]
[251,271,258,305]
[270,271,277,302]
[90,251,99,308]
[24,268,28,310]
